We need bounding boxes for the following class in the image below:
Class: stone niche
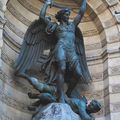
[1,0,120,120]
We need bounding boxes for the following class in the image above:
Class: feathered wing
[15,19,57,74]
[75,27,92,83]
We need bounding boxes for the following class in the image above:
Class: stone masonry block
[106,0,118,7]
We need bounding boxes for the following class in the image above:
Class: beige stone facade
[0,0,120,120]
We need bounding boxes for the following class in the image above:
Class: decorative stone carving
[32,103,81,120]
[105,0,118,7]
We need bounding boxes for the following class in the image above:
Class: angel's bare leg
[66,79,78,97]
[57,60,66,103]
[66,62,84,97]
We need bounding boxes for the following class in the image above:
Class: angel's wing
[15,19,57,74]
[75,27,92,83]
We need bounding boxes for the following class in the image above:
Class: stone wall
[0,0,120,120]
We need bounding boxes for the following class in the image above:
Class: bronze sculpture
[15,0,91,103]
[14,0,102,119]
[27,81,101,120]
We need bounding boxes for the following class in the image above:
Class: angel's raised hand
[45,0,53,6]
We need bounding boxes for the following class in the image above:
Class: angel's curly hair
[55,8,71,22]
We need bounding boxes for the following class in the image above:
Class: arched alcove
[0,0,120,119]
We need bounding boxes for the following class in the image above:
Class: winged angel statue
[15,0,91,103]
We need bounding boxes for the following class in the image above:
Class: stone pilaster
[103,1,120,120]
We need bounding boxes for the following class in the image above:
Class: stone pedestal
[32,103,81,120]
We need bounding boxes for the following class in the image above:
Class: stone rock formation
[32,103,81,120]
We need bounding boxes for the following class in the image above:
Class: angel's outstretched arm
[73,0,87,26]
[39,0,52,23]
